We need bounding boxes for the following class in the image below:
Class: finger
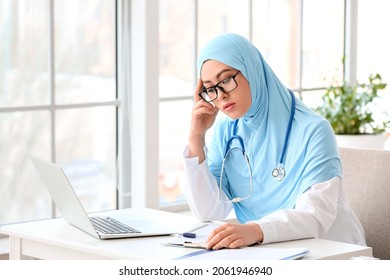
[192,101,218,120]
[226,238,245,249]
[193,78,205,103]
[206,236,224,250]
[193,101,217,115]
[205,224,231,250]
[206,224,228,242]
[208,232,235,250]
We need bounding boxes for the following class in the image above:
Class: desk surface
[0,208,372,260]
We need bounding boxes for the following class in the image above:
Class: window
[158,0,195,207]
[2,0,387,224]
[252,0,344,106]
[0,0,117,225]
[157,0,345,208]
[357,0,390,124]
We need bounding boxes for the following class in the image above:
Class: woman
[183,33,366,250]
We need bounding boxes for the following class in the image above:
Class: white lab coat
[183,146,366,246]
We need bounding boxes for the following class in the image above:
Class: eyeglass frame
[198,71,241,103]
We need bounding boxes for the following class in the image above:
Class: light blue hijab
[198,33,341,223]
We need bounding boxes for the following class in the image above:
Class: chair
[339,147,390,260]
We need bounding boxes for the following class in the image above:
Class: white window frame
[344,0,358,85]
[118,0,359,211]
[0,0,360,222]
[0,0,119,223]
[117,0,160,209]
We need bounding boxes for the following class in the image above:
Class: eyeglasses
[198,71,240,103]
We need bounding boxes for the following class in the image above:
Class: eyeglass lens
[200,73,238,102]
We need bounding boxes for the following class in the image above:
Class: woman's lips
[223,103,235,111]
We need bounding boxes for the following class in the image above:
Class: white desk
[0,208,372,260]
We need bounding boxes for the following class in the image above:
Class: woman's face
[201,60,252,119]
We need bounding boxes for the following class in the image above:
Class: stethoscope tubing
[219,89,296,202]
[278,89,296,166]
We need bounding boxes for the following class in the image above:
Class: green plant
[315,73,389,134]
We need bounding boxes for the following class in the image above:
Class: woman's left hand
[205,222,264,250]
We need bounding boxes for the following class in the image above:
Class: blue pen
[183,232,196,238]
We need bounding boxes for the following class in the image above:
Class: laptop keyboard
[90,216,141,235]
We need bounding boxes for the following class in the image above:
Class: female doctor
[183,33,366,250]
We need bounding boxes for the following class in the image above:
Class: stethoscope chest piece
[272,165,285,181]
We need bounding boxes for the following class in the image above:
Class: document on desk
[175,246,310,260]
[163,223,219,248]
[165,223,309,260]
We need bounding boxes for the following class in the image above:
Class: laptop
[30,155,177,239]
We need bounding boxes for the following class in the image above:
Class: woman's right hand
[188,79,218,161]
[190,79,219,138]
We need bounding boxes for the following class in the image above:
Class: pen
[182,232,196,238]
[181,232,208,238]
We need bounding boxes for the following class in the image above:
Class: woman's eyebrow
[202,69,234,84]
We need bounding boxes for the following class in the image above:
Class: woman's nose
[216,87,228,101]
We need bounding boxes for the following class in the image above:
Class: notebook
[30,155,176,239]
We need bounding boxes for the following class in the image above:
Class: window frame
[0,0,119,224]
[141,0,357,211]
[0,0,360,221]
[117,0,160,209]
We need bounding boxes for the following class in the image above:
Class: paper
[163,223,221,248]
[165,234,208,248]
[175,246,309,260]
[165,222,309,260]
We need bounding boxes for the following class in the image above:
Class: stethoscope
[219,89,296,203]
[272,89,296,181]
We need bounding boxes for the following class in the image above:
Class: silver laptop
[30,155,176,239]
